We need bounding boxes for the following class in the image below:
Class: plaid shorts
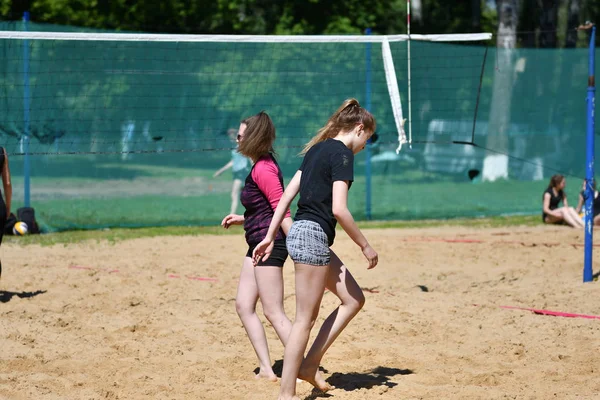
[286,220,330,266]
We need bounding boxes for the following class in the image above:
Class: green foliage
[1,0,598,46]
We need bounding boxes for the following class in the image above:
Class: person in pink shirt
[220,111,293,381]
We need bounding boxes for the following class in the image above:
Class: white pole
[407,0,413,147]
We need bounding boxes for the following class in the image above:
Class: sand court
[1,225,599,399]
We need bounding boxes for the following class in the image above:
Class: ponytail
[301,98,376,155]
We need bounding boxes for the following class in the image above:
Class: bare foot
[255,369,278,382]
[298,364,332,392]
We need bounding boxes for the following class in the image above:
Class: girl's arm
[263,170,301,241]
[280,217,293,236]
[221,213,244,228]
[542,193,560,218]
[332,180,378,269]
[563,194,569,208]
[214,160,233,177]
[252,170,301,263]
[2,149,11,216]
[576,192,584,214]
[253,160,293,234]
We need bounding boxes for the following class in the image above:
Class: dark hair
[237,111,276,161]
[301,98,376,154]
[547,174,565,190]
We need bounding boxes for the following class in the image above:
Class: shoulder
[306,140,326,156]
[329,139,352,155]
[330,142,354,164]
[252,156,278,175]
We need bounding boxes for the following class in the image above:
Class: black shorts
[246,239,288,267]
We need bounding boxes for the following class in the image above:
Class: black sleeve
[331,149,354,183]
[299,153,307,171]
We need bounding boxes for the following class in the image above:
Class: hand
[213,170,221,178]
[252,238,274,266]
[221,214,244,229]
[361,244,378,269]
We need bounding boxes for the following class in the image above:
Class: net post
[22,11,31,208]
[365,27,373,220]
[407,0,412,146]
[584,24,596,283]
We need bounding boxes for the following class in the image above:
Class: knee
[294,314,319,330]
[357,292,366,310]
[235,298,254,318]
[262,305,285,324]
[346,292,366,314]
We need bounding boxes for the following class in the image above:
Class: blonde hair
[301,98,376,155]
[237,111,276,161]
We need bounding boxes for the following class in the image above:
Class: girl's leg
[544,214,563,225]
[254,265,292,346]
[567,207,585,228]
[299,250,365,391]
[560,208,584,228]
[231,178,243,215]
[279,263,329,400]
[235,257,277,381]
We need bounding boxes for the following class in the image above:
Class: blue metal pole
[365,27,372,220]
[584,25,596,283]
[23,11,31,208]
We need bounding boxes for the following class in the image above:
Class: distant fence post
[583,24,596,283]
[23,11,31,208]
[365,27,373,220]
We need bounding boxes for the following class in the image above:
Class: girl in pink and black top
[220,111,293,382]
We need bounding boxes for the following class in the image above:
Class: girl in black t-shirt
[252,99,379,399]
[542,174,583,228]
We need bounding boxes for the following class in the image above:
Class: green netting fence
[0,22,597,231]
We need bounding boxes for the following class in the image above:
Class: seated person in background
[575,179,600,225]
[542,174,584,228]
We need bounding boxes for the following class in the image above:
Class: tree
[471,0,481,32]
[482,0,519,182]
[538,0,559,48]
[566,0,581,48]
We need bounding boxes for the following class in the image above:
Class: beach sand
[1,225,599,399]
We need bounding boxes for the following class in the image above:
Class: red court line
[474,303,600,320]
[499,305,600,320]
[401,237,600,248]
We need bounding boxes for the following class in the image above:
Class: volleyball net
[0,22,595,231]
